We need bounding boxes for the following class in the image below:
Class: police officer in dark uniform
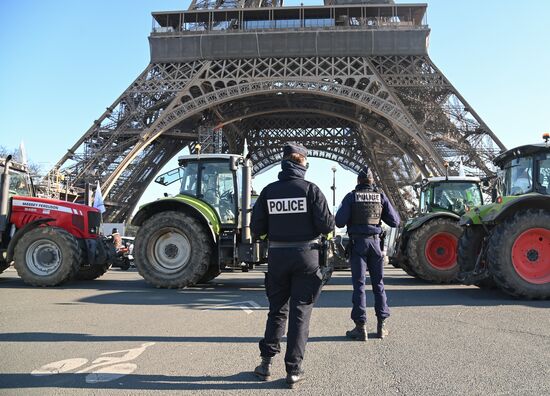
[335,166,400,341]
[251,142,334,388]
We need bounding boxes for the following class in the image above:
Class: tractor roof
[424,176,481,184]
[178,154,242,162]
[493,143,550,167]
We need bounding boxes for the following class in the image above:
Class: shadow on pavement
[0,372,291,391]
[0,332,346,344]
[2,268,549,309]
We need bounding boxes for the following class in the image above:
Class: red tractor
[0,155,114,286]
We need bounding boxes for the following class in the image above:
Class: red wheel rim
[424,232,458,270]
[511,228,550,284]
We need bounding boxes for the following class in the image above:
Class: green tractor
[390,173,484,283]
[132,153,334,288]
[458,135,550,299]
[131,153,268,287]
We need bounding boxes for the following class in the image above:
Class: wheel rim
[25,240,63,276]
[424,232,458,270]
[147,228,191,274]
[511,228,550,284]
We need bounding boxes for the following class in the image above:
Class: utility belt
[268,239,320,249]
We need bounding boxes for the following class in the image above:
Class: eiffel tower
[49,0,505,222]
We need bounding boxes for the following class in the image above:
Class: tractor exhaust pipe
[241,156,252,244]
[0,155,13,234]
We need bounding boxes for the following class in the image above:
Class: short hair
[283,152,306,164]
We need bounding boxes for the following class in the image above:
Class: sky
[1,0,549,213]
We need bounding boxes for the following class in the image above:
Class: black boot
[254,356,272,381]
[346,323,367,341]
[377,318,388,339]
[286,369,305,389]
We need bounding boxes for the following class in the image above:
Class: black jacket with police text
[251,160,334,242]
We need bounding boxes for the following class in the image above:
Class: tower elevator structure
[48,0,506,222]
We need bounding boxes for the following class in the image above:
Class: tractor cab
[0,157,33,199]
[155,154,243,227]
[494,143,550,197]
[418,176,483,216]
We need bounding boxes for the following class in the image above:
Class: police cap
[283,142,308,159]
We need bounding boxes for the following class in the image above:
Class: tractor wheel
[0,257,9,273]
[396,257,418,278]
[197,264,221,284]
[14,227,81,286]
[407,218,462,283]
[457,227,497,289]
[487,209,550,299]
[134,211,212,288]
[74,263,111,280]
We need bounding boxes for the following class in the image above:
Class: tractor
[0,155,114,285]
[458,134,550,299]
[390,172,484,283]
[131,153,332,288]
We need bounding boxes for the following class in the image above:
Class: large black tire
[407,217,462,283]
[0,256,9,274]
[487,209,550,299]
[197,264,221,284]
[396,257,418,278]
[134,211,213,288]
[75,237,114,280]
[457,226,497,289]
[14,227,81,286]
[75,263,111,280]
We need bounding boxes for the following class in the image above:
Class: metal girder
[48,50,505,221]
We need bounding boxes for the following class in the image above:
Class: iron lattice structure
[48,2,505,222]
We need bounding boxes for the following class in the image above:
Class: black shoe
[346,324,367,341]
[254,357,273,381]
[286,370,305,389]
[377,319,389,339]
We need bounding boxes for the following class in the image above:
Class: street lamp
[331,166,337,208]
[331,166,337,234]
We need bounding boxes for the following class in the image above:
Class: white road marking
[202,300,262,314]
[31,358,89,376]
[31,342,156,384]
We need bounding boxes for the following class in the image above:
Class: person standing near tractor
[335,166,400,341]
[111,228,123,250]
[250,142,334,388]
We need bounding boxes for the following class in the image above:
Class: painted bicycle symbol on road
[31,342,155,383]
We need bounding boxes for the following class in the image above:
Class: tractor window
[419,187,430,213]
[431,182,483,213]
[1,168,32,197]
[200,162,236,224]
[537,154,550,195]
[503,157,533,196]
[172,162,199,196]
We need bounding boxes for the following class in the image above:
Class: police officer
[251,142,334,388]
[335,166,400,341]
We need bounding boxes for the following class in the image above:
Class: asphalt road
[0,265,549,395]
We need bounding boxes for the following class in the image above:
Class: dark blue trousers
[259,247,323,375]
[350,236,390,324]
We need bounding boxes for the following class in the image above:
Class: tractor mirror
[230,156,239,171]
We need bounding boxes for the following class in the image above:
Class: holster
[379,230,387,252]
[344,238,353,259]
[317,237,329,268]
